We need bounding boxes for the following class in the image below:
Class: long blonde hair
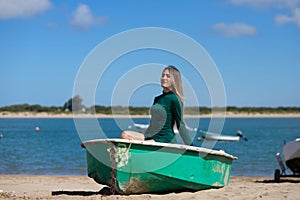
[164,65,185,105]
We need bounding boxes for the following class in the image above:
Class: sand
[1,111,300,118]
[0,175,299,200]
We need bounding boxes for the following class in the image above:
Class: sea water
[0,117,299,177]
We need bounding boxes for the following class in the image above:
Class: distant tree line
[0,95,300,115]
[225,106,300,114]
[0,104,62,113]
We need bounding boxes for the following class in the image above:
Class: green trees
[0,96,299,115]
[0,95,85,113]
[63,95,85,112]
[0,104,61,113]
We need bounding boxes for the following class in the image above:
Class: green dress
[144,91,192,145]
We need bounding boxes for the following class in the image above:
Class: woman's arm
[172,98,193,145]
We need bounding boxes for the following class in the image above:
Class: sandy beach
[0,175,299,200]
[1,111,300,118]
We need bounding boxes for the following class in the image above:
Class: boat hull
[82,139,237,194]
[282,139,300,174]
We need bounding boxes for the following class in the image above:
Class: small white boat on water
[274,138,300,181]
[200,130,248,142]
[133,124,247,142]
[133,123,197,134]
[133,123,150,133]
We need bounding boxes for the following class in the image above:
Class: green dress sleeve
[172,97,193,145]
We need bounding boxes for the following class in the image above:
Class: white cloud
[275,8,300,27]
[228,0,300,29]
[0,0,52,19]
[69,4,107,31]
[211,23,257,38]
[228,0,300,9]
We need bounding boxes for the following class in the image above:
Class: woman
[120,66,192,145]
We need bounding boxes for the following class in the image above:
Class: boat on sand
[282,138,300,174]
[81,139,237,194]
[275,138,300,181]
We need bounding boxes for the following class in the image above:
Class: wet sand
[0,175,299,199]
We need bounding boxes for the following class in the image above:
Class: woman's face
[160,69,172,92]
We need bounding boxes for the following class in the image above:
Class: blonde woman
[121,66,192,145]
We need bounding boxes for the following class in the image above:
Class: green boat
[81,139,237,194]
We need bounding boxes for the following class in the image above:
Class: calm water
[0,117,299,177]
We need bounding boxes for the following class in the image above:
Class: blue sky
[0,0,300,107]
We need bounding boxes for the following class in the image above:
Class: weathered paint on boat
[82,139,237,194]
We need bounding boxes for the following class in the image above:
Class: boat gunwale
[283,138,300,148]
[81,138,237,160]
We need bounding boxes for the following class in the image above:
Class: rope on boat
[108,142,133,194]
[109,143,117,194]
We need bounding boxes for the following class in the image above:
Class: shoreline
[1,111,300,118]
[0,174,299,199]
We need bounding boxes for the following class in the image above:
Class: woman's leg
[120,130,145,140]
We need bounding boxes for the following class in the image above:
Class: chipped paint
[212,182,224,187]
[212,162,226,173]
[223,166,230,185]
[120,177,153,194]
